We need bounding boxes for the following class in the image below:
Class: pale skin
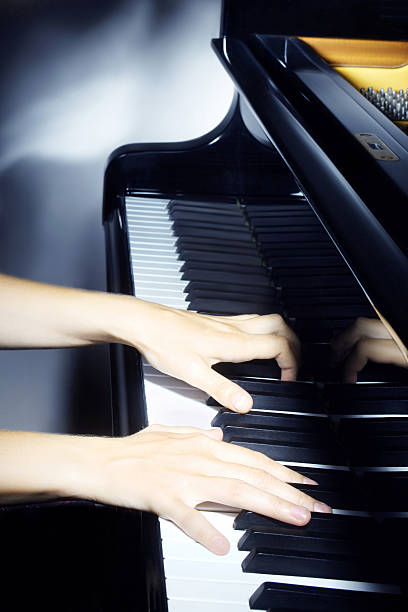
[332,316,408,383]
[0,273,331,555]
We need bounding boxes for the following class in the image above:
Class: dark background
[0,0,232,435]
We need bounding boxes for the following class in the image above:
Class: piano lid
[221,0,408,41]
[213,32,408,353]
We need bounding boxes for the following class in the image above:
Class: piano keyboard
[124,195,407,611]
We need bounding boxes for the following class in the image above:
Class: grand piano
[103,1,408,610]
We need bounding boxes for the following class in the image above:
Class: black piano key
[188,298,282,315]
[328,398,408,415]
[242,547,392,583]
[266,255,343,268]
[187,289,278,304]
[239,527,363,555]
[169,211,246,225]
[245,202,309,215]
[178,248,262,266]
[290,483,365,511]
[169,199,242,213]
[213,360,282,380]
[180,261,268,276]
[177,237,258,252]
[211,410,330,433]
[281,285,362,298]
[263,244,336,257]
[222,425,329,447]
[339,417,408,437]
[255,231,331,244]
[181,268,271,286]
[288,467,355,489]
[172,224,253,241]
[234,511,373,533]
[209,393,324,413]
[230,439,345,465]
[185,280,277,297]
[250,216,321,228]
[225,377,319,399]
[277,275,357,288]
[284,294,368,305]
[350,446,408,468]
[249,582,405,612]
[362,472,408,511]
[325,383,408,401]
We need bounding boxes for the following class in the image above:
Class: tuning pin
[388,87,393,94]
[379,88,384,95]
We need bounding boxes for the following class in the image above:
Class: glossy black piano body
[103,1,408,610]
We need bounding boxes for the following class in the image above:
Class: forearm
[0,429,91,504]
[0,273,147,349]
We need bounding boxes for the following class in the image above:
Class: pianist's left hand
[0,273,300,413]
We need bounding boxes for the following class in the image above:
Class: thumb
[188,360,253,413]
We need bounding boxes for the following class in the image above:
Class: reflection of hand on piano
[113,299,300,412]
[83,423,330,555]
[332,317,407,382]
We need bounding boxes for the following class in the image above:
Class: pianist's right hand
[0,426,330,556]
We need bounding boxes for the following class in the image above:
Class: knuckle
[251,467,272,490]
[225,479,246,501]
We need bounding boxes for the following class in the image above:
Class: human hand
[113,298,300,413]
[332,317,407,382]
[82,425,330,555]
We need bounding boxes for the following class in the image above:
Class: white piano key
[165,577,257,606]
[167,600,250,612]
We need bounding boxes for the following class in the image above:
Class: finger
[147,424,223,440]
[201,475,312,526]
[205,461,328,513]
[332,318,391,363]
[343,337,407,383]
[206,436,317,485]
[187,360,253,412]
[167,501,230,555]
[219,334,298,381]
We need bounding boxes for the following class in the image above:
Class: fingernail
[290,506,310,524]
[212,535,230,555]
[231,392,251,413]
[303,477,319,485]
[314,502,332,513]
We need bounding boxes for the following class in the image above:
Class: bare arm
[0,273,300,412]
[0,426,329,555]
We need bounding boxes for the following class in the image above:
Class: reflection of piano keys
[103,1,408,609]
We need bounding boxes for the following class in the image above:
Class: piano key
[178,249,262,266]
[241,548,393,583]
[249,582,405,611]
[231,439,346,465]
[238,527,365,555]
[180,261,268,276]
[222,425,331,447]
[181,268,271,286]
[188,299,282,316]
[177,237,259,252]
[211,411,330,433]
[185,280,277,297]
[234,511,372,532]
